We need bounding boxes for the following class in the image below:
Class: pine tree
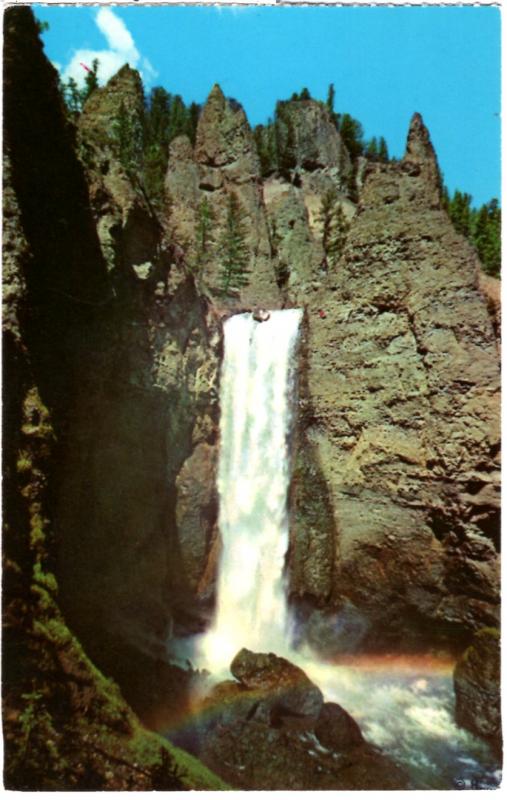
[113,101,143,173]
[145,87,172,146]
[339,113,364,160]
[143,87,172,204]
[64,77,82,115]
[192,197,215,276]
[167,95,188,141]
[62,59,100,115]
[82,58,99,104]
[378,136,389,162]
[473,199,501,277]
[35,18,49,34]
[275,103,297,179]
[299,87,311,100]
[254,120,277,177]
[366,137,379,160]
[187,102,201,145]
[326,83,335,115]
[318,188,349,269]
[448,190,474,238]
[218,193,250,295]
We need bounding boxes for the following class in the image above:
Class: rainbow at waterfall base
[167,309,500,790]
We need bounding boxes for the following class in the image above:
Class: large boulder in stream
[230,648,324,721]
[184,649,407,790]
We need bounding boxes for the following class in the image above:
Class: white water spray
[198,309,302,674]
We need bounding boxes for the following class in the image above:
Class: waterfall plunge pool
[167,309,501,790]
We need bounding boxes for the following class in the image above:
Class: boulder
[230,648,323,720]
[315,702,364,751]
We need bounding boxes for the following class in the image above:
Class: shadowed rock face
[454,628,501,757]
[2,9,227,791]
[53,70,223,694]
[3,8,222,731]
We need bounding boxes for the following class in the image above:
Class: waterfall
[198,309,303,675]
[182,309,499,790]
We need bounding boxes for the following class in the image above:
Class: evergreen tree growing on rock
[190,197,216,279]
[339,113,364,159]
[378,136,389,162]
[443,185,501,277]
[448,189,474,238]
[113,100,144,174]
[318,188,350,269]
[218,193,250,295]
[62,59,99,115]
[274,102,297,180]
[142,88,201,205]
[473,199,501,277]
[326,83,335,116]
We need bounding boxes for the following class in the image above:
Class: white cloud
[61,9,156,88]
[96,8,138,61]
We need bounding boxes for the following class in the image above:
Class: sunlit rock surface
[291,113,500,650]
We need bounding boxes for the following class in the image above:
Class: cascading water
[198,309,302,674]
[182,308,500,789]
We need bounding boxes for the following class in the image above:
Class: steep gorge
[2,6,500,789]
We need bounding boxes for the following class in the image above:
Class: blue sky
[37,4,500,207]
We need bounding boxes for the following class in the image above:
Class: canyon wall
[2,8,226,788]
[290,115,500,652]
[164,85,500,653]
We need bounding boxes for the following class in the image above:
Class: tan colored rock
[165,84,280,308]
[291,113,500,646]
[263,177,323,295]
[78,65,164,280]
[195,83,260,176]
[278,98,351,177]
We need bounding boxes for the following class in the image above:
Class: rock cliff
[166,84,280,307]
[290,113,500,653]
[2,7,225,789]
